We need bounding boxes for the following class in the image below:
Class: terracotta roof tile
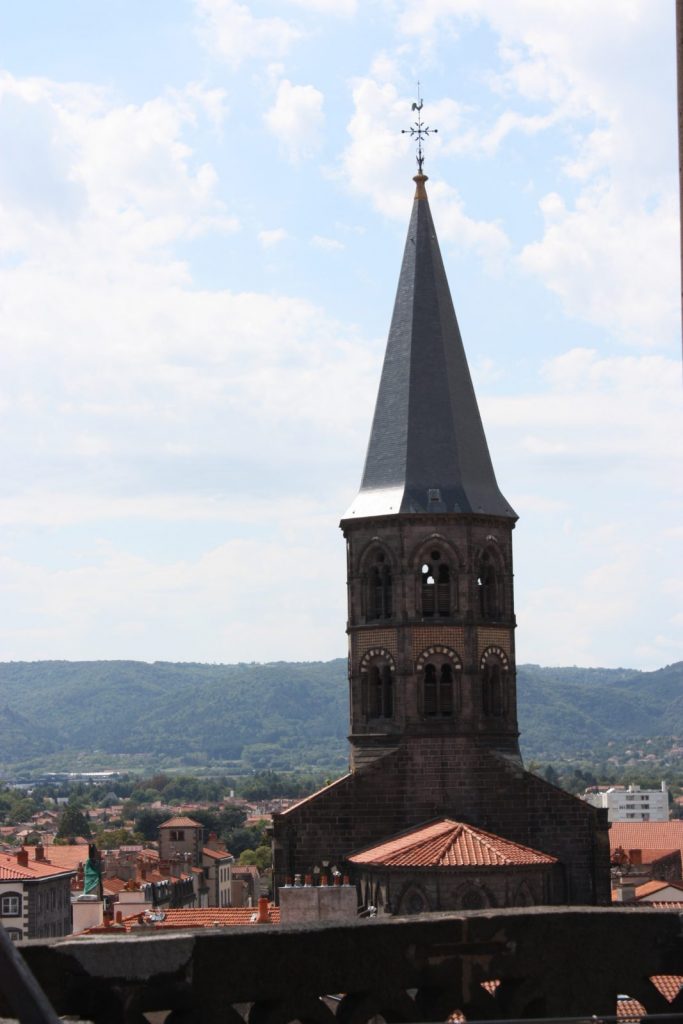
[348,819,557,869]
[158,816,203,829]
[202,847,232,861]
[42,844,90,870]
[85,905,280,933]
[651,976,683,1003]
[609,822,683,854]
[635,879,683,898]
[0,851,76,881]
[616,997,645,1021]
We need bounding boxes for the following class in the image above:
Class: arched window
[398,884,430,915]
[417,647,461,718]
[461,887,486,910]
[481,647,509,718]
[365,550,393,621]
[420,549,453,617]
[360,649,395,721]
[477,552,501,620]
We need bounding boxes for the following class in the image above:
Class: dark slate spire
[344,174,516,520]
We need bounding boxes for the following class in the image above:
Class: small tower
[342,168,519,771]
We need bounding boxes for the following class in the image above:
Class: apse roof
[347,817,556,869]
[343,175,516,521]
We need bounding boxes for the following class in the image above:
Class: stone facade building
[0,845,75,940]
[272,169,611,910]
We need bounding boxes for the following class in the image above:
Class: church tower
[272,128,611,909]
[342,169,520,772]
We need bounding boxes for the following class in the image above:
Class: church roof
[343,175,515,521]
[347,818,556,869]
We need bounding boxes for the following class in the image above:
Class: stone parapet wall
[7,907,683,1023]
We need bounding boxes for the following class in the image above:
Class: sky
[0,0,681,670]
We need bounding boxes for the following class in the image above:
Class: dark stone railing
[5,907,683,1024]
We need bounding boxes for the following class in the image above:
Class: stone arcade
[272,167,611,912]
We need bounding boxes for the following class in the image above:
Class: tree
[56,800,92,841]
[239,846,272,871]
[134,808,172,841]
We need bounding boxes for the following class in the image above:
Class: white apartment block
[583,782,669,822]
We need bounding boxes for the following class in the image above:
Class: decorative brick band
[477,628,510,659]
[415,646,462,672]
[360,647,396,672]
[412,627,464,658]
[352,629,398,665]
[479,645,509,670]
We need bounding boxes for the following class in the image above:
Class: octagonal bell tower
[341,171,520,771]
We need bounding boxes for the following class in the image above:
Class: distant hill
[0,659,681,774]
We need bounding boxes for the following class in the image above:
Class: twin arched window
[360,649,395,720]
[424,663,454,717]
[420,549,453,618]
[365,550,392,621]
[417,647,461,718]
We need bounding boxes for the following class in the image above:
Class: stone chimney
[16,847,29,868]
[35,843,45,862]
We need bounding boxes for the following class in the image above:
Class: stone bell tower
[272,150,611,908]
[342,170,520,771]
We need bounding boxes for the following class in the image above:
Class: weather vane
[401,82,438,174]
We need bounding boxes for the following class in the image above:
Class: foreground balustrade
[4,907,683,1024]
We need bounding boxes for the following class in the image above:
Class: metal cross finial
[401,82,438,174]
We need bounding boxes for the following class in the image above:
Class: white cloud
[311,234,344,251]
[0,74,238,261]
[194,0,301,67]
[392,0,678,350]
[264,79,325,163]
[341,77,509,266]
[287,0,357,14]
[519,186,678,349]
[0,530,348,662]
[258,227,288,248]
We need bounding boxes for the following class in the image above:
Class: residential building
[584,782,669,821]
[201,833,234,907]
[0,845,75,941]
[158,815,203,867]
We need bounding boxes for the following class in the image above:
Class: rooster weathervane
[401,82,438,173]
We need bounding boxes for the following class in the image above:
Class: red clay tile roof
[41,844,90,870]
[348,819,557,869]
[635,879,683,898]
[0,851,76,881]
[616,996,645,1020]
[609,822,683,853]
[85,905,280,933]
[158,816,203,829]
[651,976,683,1003]
[202,847,233,861]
